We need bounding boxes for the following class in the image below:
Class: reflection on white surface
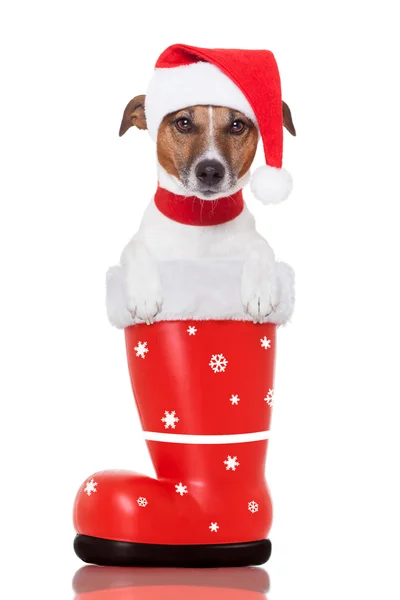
[73,566,269,599]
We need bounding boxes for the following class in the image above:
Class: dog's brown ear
[119,95,147,136]
[282,101,296,136]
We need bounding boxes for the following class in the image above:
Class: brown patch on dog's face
[157,107,207,181]
[212,107,259,179]
[157,106,259,197]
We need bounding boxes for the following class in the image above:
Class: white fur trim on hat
[250,165,293,204]
[145,61,257,141]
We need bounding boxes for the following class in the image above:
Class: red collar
[154,186,244,226]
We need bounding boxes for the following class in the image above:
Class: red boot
[74,320,276,567]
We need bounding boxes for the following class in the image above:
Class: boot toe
[73,470,198,544]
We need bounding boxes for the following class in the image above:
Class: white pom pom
[250,165,293,204]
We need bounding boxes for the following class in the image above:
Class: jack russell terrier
[106,48,296,328]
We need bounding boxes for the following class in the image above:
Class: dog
[106,95,296,328]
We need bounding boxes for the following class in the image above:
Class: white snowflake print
[209,522,219,532]
[209,354,228,373]
[137,497,148,507]
[264,389,274,407]
[134,341,149,359]
[187,325,197,336]
[224,455,240,471]
[175,482,188,496]
[161,410,179,429]
[230,394,240,406]
[248,501,259,514]
[84,478,97,496]
[260,336,271,350]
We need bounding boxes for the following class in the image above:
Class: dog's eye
[175,118,192,133]
[230,120,246,135]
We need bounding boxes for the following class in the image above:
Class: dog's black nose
[195,160,225,186]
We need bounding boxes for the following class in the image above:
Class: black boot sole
[74,534,271,568]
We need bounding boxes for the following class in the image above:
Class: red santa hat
[145,44,292,205]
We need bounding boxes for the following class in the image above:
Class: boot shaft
[125,320,276,482]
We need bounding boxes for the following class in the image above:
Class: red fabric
[154,186,244,226]
[73,320,276,546]
[155,44,283,169]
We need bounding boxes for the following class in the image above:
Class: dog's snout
[195,160,226,186]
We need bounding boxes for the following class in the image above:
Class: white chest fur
[134,200,267,261]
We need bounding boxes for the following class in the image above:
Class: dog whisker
[210,198,219,216]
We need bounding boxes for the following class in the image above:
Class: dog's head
[120,95,295,199]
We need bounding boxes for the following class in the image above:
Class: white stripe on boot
[143,431,270,444]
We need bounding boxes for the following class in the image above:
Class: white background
[1,1,399,599]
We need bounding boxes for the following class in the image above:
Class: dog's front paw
[241,254,279,323]
[126,284,163,325]
[125,269,163,325]
[121,241,163,325]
